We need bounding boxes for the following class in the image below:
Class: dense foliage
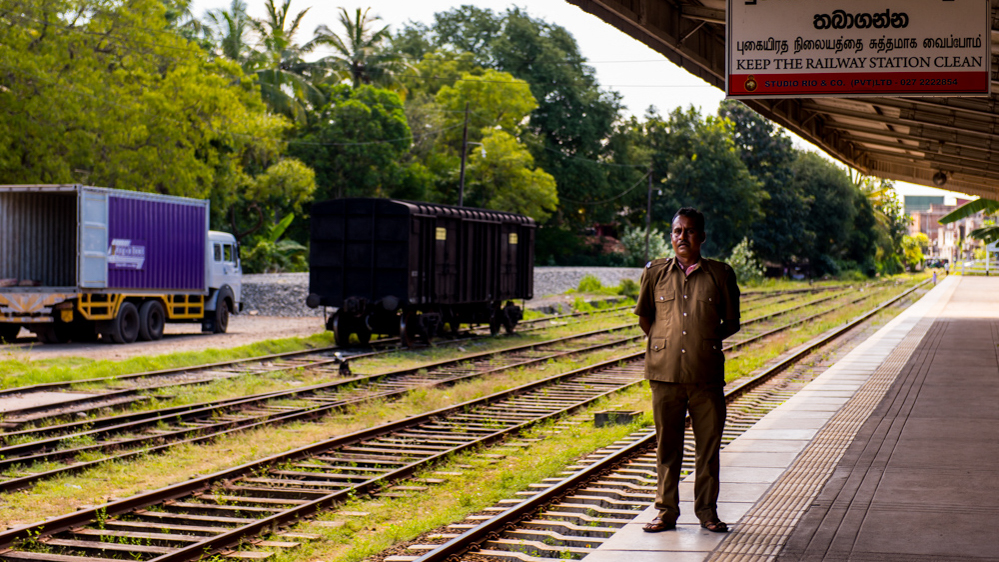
[1,1,913,276]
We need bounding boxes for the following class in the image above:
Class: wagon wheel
[399,311,419,347]
[330,311,348,347]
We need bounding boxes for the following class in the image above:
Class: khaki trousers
[649,380,726,524]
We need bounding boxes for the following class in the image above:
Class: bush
[618,278,639,299]
[620,225,672,266]
[577,274,604,293]
[727,238,764,283]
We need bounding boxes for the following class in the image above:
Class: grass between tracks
[0,332,339,390]
[0,276,929,538]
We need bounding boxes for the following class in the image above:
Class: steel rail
[0,283,906,492]
[2,283,873,439]
[0,306,636,423]
[0,305,635,402]
[1,318,639,435]
[411,278,931,562]
[0,280,928,562]
[0,324,645,492]
[0,349,652,559]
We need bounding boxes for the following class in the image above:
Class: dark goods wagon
[307,198,535,346]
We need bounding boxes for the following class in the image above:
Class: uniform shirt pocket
[649,338,666,352]
[655,290,675,306]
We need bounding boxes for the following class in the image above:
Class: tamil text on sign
[727,0,990,98]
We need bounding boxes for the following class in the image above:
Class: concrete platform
[588,275,999,562]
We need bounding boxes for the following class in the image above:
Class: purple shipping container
[0,185,208,294]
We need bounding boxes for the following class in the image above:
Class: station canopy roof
[567,0,999,199]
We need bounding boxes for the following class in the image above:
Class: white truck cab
[205,231,242,332]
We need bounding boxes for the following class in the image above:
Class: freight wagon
[306,198,535,346]
[0,185,242,344]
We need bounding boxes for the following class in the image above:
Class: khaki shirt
[633,257,741,385]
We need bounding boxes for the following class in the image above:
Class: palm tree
[203,0,253,63]
[307,7,404,88]
[247,0,326,124]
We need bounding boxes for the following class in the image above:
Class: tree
[791,153,857,275]
[0,0,289,222]
[645,107,764,258]
[246,0,325,124]
[435,69,537,141]
[290,85,414,201]
[309,8,404,88]
[203,0,254,63]
[901,234,928,270]
[856,176,908,274]
[464,130,558,221]
[396,7,624,227]
[719,100,808,268]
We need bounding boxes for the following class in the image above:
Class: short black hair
[671,207,705,232]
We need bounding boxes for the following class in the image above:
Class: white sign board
[727,0,990,98]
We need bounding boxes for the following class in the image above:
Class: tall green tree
[308,7,403,88]
[719,100,809,268]
[464,130,558,221]
[0,0,289,220]
[290,85,415,201]
[203,0,253,62]
[396,7,623,226]
[791,152,858,275]
[646,107,764,258]
[246,0,325,124]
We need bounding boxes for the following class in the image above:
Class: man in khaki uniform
[634,207,741,533]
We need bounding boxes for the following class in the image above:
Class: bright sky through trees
[189,0,967,200]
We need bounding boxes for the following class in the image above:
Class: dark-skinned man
[634,207,741,534]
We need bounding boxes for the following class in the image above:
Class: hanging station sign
[727,0,990,98]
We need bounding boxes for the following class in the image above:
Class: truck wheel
[213,299,230,334]
[34,323,71,344]
[71,320,100,343]
[0,324,19,343]
[139,300,166,341]
[110,302,140,344]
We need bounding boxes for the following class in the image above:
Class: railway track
[0,305,637,424]
[0,279,929,562]
[0,283,906,493]
[402,279,931,562]
[0,286,861,426]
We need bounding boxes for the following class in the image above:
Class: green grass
[0,332,338,389]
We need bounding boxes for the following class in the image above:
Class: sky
[190,0,970,201]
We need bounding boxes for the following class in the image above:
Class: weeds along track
[0,281,928,562]
[0,284,906,494]
[0,324,645,493]
[397,281,930,562]
[0,306,637,424]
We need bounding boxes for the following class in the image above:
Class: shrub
[727,238,764,283]
[620,225,672,266]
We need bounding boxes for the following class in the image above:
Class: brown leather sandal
[642,514,676,533]
[701,519,729,533]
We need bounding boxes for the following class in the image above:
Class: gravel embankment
[241,267,643,317]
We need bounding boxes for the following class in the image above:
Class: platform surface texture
[587,275,999,562]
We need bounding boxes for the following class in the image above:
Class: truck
[0,185,242,344]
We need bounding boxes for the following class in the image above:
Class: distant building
[908,199,983,262]
[904,195,944,215]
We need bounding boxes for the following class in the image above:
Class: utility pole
[457,102,470,207]
[644,169,653,263]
